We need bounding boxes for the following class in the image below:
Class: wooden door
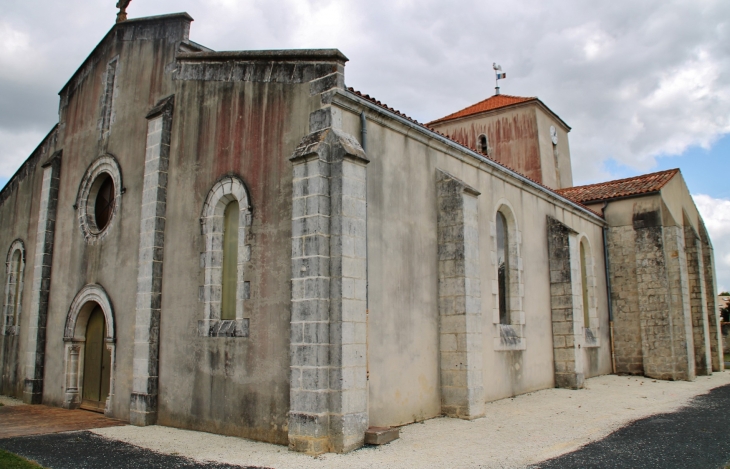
[81,306,111,412]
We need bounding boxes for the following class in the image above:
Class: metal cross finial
[116,0,132,23]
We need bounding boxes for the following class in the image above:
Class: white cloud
[694,194,730,293]
[0,0,729,188]
[0,128,48,179]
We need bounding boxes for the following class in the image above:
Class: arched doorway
[81,305,112,412]
[63,284,116,415]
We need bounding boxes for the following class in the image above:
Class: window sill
[493,325,526,351]
[584,328,600,348]
[198,318,249,338]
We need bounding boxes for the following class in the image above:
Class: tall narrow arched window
[3,240,25,335]
[496,211,510,325]
[200,176,252,337]
[580,240,590,328]
[221,200,240,321]
[478,135,489,155]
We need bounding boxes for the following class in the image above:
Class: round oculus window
[76,155,122,244]
[93,174,115,231]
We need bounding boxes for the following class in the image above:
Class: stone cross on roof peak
[116,0,132,23]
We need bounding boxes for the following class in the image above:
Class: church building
[0,11,722,454]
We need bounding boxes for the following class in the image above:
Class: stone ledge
[364,426,399,446]
[198,318,250,338]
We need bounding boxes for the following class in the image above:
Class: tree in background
[721,298,730,323]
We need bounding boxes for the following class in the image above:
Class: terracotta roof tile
[427,94,537,126]
[555,169,679,204]
[345,87,603,219]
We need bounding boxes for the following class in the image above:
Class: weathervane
[116,0,132,23]
[493,63,506,95]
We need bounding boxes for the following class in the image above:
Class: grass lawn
[0,449,44,468]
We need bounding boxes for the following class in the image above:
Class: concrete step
[364,426,399,445]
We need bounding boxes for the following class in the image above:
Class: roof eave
[341,89,603,223]
[428,98,571,131]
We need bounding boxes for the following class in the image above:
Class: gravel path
[90,372,730,469]
[530,384,730,468]
[0,431,252,469]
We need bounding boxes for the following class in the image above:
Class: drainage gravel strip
[84,373,730,468]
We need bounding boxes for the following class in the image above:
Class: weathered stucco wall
[39,16,187,418]
[155,74,321,445]
[430,103,572,190]
[430,106,543,184]
[336,93,611,429]
[534,107,573,189]
[0,129,58,398]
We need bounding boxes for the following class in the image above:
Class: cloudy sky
[1,0,730,289]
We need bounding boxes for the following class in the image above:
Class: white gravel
[92,372,730,469]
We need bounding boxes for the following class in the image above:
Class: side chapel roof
[555,168,679,204]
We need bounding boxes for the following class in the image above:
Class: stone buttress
[288,107,369,454]
[546,216,585,389]
[436,170,484,419]
[130,96,174,425]
[23,152,62,404]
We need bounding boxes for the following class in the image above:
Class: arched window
[221,200,240,321]
[580,240,590,327]
[199,176,252,337]
[496,211,510,325]
[478,134,489,155]
[492,203,525,351]
[3,240,25,335]
[577,236,598,346]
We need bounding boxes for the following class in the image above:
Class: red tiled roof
[345,87,603,219]
[555,169,679,204]
[427,94,537,126]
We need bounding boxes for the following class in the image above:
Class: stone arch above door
[64,284,115,341]
[62,284,116,415]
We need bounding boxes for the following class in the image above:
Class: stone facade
[130,96,174,426]
[607,225,644,375]
[546,217,584,389]
[684,223,712,375]
[436,170,484,419]
[23,153,61,404]
[0,10,719,457]
[288,124,369,454]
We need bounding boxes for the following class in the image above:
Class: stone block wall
[684,224,712,375]
[436,170,484,419]
[700,224,724,371]
[130,96,174,426]
[661,225,694,380]
[546,216,584,389]
[288,124,369,454]
[607,226,643,375]
[23,152,61,404]
[607,206,696,381]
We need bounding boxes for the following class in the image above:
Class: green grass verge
[0,449,45,469]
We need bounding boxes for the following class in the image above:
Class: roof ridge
[428,94,537,125]
[345,87,603,219]
[557,168,679,193]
